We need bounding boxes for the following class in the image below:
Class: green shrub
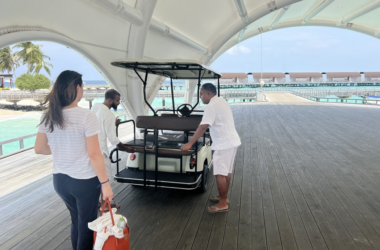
[34,74,51,90]
[15,74,51,91]
[15,74,34,90]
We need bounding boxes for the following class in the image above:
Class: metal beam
[237,27,247,42]
[269,5,290,30]
[337,1,380,26]
[234,0,249,23]
[91,0,143,26]
[149,19,210,55]
[90,0,209,55]
[301,0,334,24]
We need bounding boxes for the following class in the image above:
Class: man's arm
[180,124,209,151]
[105,115,135,152]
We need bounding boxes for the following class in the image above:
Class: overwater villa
[1,0,380,249]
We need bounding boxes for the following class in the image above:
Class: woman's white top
[38,107,100,179]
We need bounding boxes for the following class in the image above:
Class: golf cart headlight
[130,153,136,161]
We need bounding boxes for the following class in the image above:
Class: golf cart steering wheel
[177,104,193,117]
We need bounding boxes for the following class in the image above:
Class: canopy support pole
[218,77,220,97]
[134,68,157,116]
[170,77,176,114]
[191,69,202,112]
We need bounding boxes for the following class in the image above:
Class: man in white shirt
[181,83,241,213]
[91,89,133,209]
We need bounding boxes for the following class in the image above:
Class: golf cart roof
[111,59,222,79]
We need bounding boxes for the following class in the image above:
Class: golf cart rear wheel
[199,164,209,193]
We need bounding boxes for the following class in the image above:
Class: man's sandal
[208,206,229,213]
[210,197,230,204]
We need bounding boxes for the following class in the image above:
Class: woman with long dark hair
[34,70,113,250]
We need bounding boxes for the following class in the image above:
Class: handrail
[290,89,380,106]
[0,113,129,157]
[0,133,37,156]
[116,119,136,140]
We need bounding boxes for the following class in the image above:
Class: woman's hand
[101,182,113,201]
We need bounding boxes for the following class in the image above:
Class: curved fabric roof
[1,0,379,117]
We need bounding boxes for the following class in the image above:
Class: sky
[6,26,380,81]
[211,26,380,73]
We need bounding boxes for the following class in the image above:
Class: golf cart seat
[136,115,202,131]
[121,115,209,156]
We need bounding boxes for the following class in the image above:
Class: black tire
[199,164,209,193]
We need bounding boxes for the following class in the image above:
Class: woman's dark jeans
[53,174,101,250]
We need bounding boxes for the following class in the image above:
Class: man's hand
[117,143,135,153]
[115,118,121,126]
[181,143,193,151]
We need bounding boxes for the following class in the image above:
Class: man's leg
[211,173,231,203]
[214,175,229,209]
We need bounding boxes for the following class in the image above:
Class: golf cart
[109,59,222,192]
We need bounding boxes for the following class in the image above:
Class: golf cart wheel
[199,164,209,193]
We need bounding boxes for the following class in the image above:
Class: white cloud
[227,45,251,55]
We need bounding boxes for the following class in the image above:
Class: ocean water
[2,84,380,155]
[0,114,41,155]
[0,97,191,154]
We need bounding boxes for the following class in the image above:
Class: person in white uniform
[91,89,133,209]
[181,83,241,213]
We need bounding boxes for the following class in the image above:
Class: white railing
[291,88,380,106]
[0,133,37,156]
[0,113,129,157]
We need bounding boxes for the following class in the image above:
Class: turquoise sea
[1,85,380,155]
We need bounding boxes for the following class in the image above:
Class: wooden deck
[1,92,380,250]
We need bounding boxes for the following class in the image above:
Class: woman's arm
[86,134,113,201]
[34,132,52,155]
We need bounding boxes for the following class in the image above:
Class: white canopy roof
[1,0,379,117]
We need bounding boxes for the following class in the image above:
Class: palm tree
[32,53,53,76]
[13,42,52,75]
[0,46,19,77]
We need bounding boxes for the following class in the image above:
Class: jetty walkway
[1,92,380,250]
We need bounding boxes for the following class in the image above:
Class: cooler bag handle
[99,199,118,246]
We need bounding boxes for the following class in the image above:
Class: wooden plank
[55,238,72,250]
[171,173,215,250]
[156,192,199,250]
[10,210,70,249]
[128,188,172,247]
[268,100,376,249]
[215,106,244,250]
[144,192,188,250]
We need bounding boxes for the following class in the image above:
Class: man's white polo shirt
[200,96,241,150]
